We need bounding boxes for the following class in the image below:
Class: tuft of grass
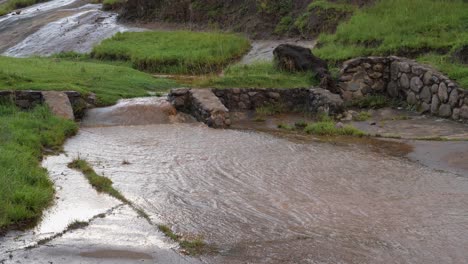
[0,0,49,16]
[0,103,77,231]
[304,120,366,137]
[256,102,287,116]
[158,225,181,241]
[348,95,394,109]
[91,31,251,74]
[157,224,211,255]
[0,56,177,106]
[353,111,372,121]
[199,62,319,88]
[68,159,128,203]
[277,123,294,130]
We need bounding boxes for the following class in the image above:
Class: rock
[431,84,439,94]
[399,62,411,73]
[423,71,433,85]
[268,92,281,99]
[438,104,452,117]
[412,66,425,76]
[369,72,383,79]
[309,88,344,115]
[420,86,432,103]
[399,73,410,89]
[373,64,384,72]
[273,44,328,77]
[371,80,385,91]
[390,61,399,80]
[449,89,459,107]
[406,92,417,105]
[452,45,468,64]
[461,106,468,119]
[431,94,440,114]
[248,92,257,97]
[420,102,430,113]
[189,89,230,128]
[335,122,344,129]
[339,75,352,82]
[387,81,399,98]
[232,88,241,94]
[438,82,448,103]
[410,77,423,92]
[41,91,75,120]
[452,108,460,120]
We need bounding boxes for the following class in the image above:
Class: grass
[0,0,48,16]
[255,102,287,116]
[158,224,210,255]
[199,62,319,88]
[91,31,251,74]
[67,159,128,203]
[347,95,396,109]
[304,121,366,136]
[0,56,177,106]
[314,0,468,88]
[353,111,372,121]
[0,103,77,231]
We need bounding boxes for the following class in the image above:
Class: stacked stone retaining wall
[339,56,468,122]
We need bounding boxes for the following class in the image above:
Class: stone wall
[169,87,344,128]
[0,90,94,120]
[339,56,468,122]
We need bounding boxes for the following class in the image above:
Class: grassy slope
[314,0,468,88]
[91,31,251,74]
[0,104,77,230]
[0,56,177,105]
[0,0,48,16]
[198,63,319,88]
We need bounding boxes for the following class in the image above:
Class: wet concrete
[0,0,140,56]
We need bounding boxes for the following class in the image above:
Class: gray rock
[452,108,460,120]
[268,92,281,99]
[423,71,433,85]
[369,72,383,79]
[373,63,384,72]
[240,94,249,102]
[460,106,468,119]
[410,77,423,92]
[371,80,385,91]
[431,95,440,114]
[390,62,399,80]
[400,73,410,89]
[420,102,430,113]
[448,89,459,107]
[438,104,452,117]
[412,66,425,76]
[399,62,411,73]
[438,83,448,103]
[339,75,352,82]
[232,88,241,94]
[420,86,432,103]
[431,84,439,94]
[387,81,399,98]
[407,92,417,105]
[309,88,344,115]
[248,92,257,97]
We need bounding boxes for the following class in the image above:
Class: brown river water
[3,98,467,264]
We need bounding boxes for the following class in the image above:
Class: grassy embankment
[314,0,468,88]
[0,56,177,105]
[0,103,77,232]
[0,0,49,16]
[91,31,251,74]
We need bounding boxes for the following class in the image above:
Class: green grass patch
[0,103,77,231]
[0,0,49,16]
[353,111,372,121]
[307,0,356,12]
[304,116,366,137]
[347,95,395,109]
[0,56,177,105]
[91,31,251,74]
[158,224,212,255]
[68,159,128,203]
[199,63,318,88]
[315,0,468,63]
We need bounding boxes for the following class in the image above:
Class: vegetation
[0,0,48,16]
[347,95,395,109]
[91,31,251,74]
[314,0,468,88]
[200,63,318,88]
[68,159,128,203]
[255,102,287,116]
[0,103,77,231]
[158,224,210,255]
[353,111,372,121]
[0,56,177,105]
[304,121,366,137]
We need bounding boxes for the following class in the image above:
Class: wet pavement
[2,98,468,263]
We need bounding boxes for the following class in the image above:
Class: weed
[304,121,366,137]
[354,111,372,121]
[277,123,294,130]
[256,102,286,116]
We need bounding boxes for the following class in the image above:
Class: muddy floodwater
[3,98,468,264]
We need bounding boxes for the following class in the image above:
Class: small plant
[294,120,308,128]
[277,123,294,130]
[354,111,372,121]
[67,220,89,230]
[304,120,366,137]
[255,103,286,116]
[348,95,393,109]
[122,159,131,165]
[158,225,181,241]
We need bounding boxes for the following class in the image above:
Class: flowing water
[3,98,468,263]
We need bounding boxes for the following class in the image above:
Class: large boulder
[273,44,338,93]
[453,45,468,65]
[308,88,344,115]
